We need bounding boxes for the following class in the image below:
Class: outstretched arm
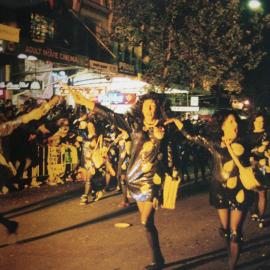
[0,118,22,137]
[0,96,60,137]
[164,118,183,131]
[66,85,131,133]
[21,95,60,123]
[63,85,95,111]
[165,117,212,151]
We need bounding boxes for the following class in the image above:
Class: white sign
[25,60,53,98]
[171,106,199,112]
[0,81,43,90]
[89,60,118,74]
[190,96,199,106]
[118,61,135,75]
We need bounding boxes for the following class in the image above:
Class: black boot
[6,220,19,234]
[144,214,165,270]
[0,214,19,235]
[145,258,165,270]
[218,227,230,240]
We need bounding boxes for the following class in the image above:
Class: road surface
[0,181,270,270]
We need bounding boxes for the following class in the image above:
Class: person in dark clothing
[115,128,131,207]
[0,96,60,232]
[167,110,255,270]
[247,112,270,227]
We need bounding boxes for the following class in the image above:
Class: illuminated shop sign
[118,61,136,75]
[89,60,118,73]
[98,92,136,105]
[0,24,20,43]
[0,81,43,91]
[190,96,199,106]
[170,106,199,112]
[19,44,88,67]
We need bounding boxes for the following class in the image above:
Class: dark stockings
[257,191,267,217]
[137,201,164,267]
[13,159,27,190]
[217,208,243,270]
[120,176,129,203]
[144,211,164,264]
[251,191,267,219]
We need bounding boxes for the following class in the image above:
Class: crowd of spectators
[0,97,211,196]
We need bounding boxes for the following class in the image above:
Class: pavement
[0,180,270,270]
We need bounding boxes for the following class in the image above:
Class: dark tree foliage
[108,0,270,92]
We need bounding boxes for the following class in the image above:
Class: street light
[248,0,262,11]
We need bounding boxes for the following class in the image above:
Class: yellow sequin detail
[223,160,234,173]
[231,143,244,156]
[236,189,245,203]
[227,176,237,189]
[76,136,83,142]
[153,173,162,185]
[259,159,266,166]
[142,141,154,152]
[140,184,150,194]
[142,162,153,173]
[153,126,165,140]
[258,145,266,153]
[84,141,91,148]
[121,163,127,170]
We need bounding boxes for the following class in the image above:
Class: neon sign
[98,92,136,105]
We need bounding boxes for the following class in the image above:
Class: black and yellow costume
[248,130,270,183]
[94,104,171,202]
[183,132,254,211]
[116,131,131,184]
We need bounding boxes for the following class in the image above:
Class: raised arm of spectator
[0,96,60,137]
[0,117,23,137]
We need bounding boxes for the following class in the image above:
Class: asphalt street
[0,181,270,270]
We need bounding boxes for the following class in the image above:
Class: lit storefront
[54,59,148,113]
